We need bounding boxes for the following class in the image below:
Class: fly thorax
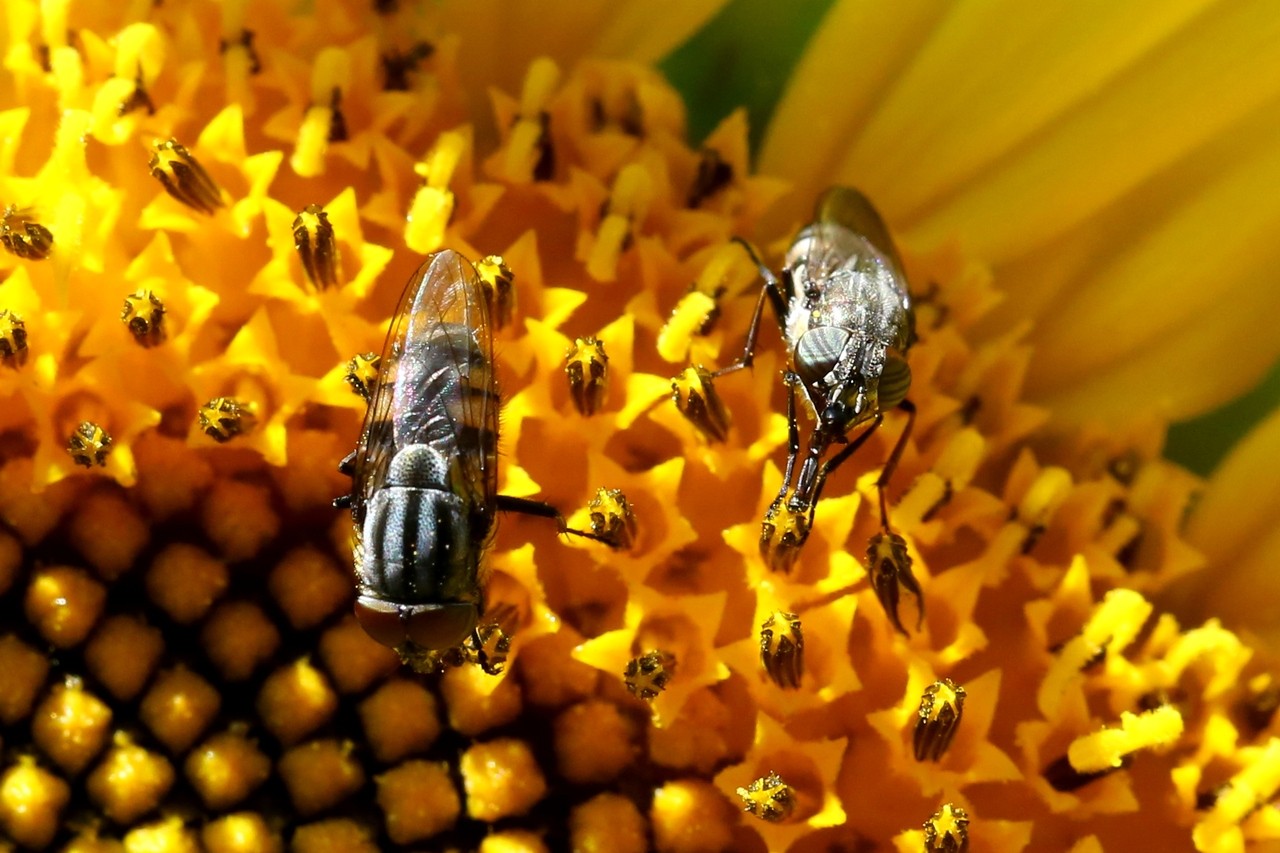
[386,444,450,489]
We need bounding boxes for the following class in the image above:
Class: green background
[660,0,1276,478]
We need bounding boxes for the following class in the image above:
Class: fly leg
[876,399,917,532]
[496,494,619,547]
[712,238,789,379]
[772,374,802,505]
[332,449,357,510]
[801,414,883,532]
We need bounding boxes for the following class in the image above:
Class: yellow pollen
[735,771,796,823]
[121,289,166,346]
[67,422,113,468]
[475,255,516,330]
[149,139,224,214]
[197,398,256,444]
[565,337,610,416]
[1067,706,1184,774]
[586,487,635,550]
[406,130,468,253]
[671,365,730,443]
[1,206,54,260]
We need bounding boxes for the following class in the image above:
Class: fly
[335,249,610,658]
[708,187,917,573]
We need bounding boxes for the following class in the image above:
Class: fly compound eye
[353,596,409,650]
[793,326,850,391]
[354,597,479,651]
[404,603,479,651]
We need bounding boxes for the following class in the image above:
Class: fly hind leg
[496,494,619,548]
[876,400,916,532]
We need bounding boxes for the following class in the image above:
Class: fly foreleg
[712,238,789,379]
[801,413,883,531]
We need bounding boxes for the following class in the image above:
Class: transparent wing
[349,257,424,528]
[350,250,499,526]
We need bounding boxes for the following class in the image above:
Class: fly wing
[814,186,905,278]
[387,250,498,511]
[348,256,425,528]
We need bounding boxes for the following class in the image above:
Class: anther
[0,310,28,366]
[671,365,730,443]
[344,353,381,403]
[759,611,803,689]
[475,255,515,330]
[197,397,256,443]
[121,289,166,347]
[688,147,733,207]
[735,772,795,823]
[218,30,261,75]
[463,623,511,676]
[923,803,970,853]
[565,337,609,416]
[381,43,433,91]
[759,500,809,574]
[624,650,675,701]
[587,488,636,550]
[1,207,54,260]
[149,139,224,214]
[866,531,924,635]
[914,679,966,761]
[67,422,112,468]
[293,204,339,289]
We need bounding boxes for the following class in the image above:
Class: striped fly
[336,249,608,659]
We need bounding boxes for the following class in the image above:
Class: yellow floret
[200,600,282,681]
[0,757,71,849]
[86,733,176,824]
[200,480,280,561]
[201,812,282,853]
[122,816,199,853]
[66,490,149,580]
[31,676,113,774]
[480,830,551,853]
[461,738,549,821]
[554,700,639,783]
[84,614,165,700]
[650,779,735,853]
[277,739,365,815]
[570,793,649,853]
[358,679,442,763]
[291,819,378,853]
[0,634,50,724]
[138,666,221,753]
[24,564,107,647]
[145,543,229,623]
[256,658,338,745]
[375,760,461,844]
[441,663,524,736]
[184,727,272,810]
[267,546,351,629]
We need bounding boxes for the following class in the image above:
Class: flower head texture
[0,2,1277,852]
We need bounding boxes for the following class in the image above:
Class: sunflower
[0,1,1277,852]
